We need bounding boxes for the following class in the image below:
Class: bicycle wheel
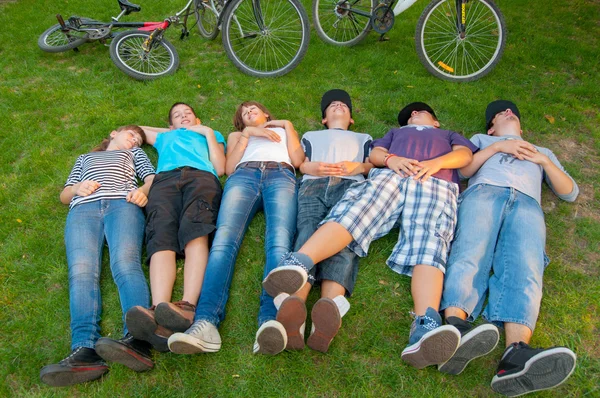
[415,0,506,82]
[194,0,220,40]
[109,30,179,81]
[221,0,310,77]
[38,24,88,53]
[312,0,375,46]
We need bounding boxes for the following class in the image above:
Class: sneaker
[490,342,577,397]
[401,307,460,369]
[95,334,153,372]
[40,347,108,387]
[125,306,172,353]
[168,320,222,354]
[276,296,307,350]
[253,320,287,355]
[155,301,196,332]
[262,252,311,297]
[438,317,499,375]
[307,298,341,353]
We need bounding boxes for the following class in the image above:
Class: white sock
[273,293,290,310]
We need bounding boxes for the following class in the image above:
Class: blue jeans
[65,199,150,349]
[295,177,359,296]
[195,164,297,327]
[441,184,548,331]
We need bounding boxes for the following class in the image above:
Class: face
[170,104,199,129]
[241,104,269,127]
[110,129,143,150]
[322,101,353,127]
[407,110,440,127]
[488,108,521,136]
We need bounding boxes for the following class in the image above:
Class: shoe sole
[490,347,577,397]
[126,308,170,353]
[40,363,108,387]
[95,339,153,372]
[438,324,499,375]
[254,321,287,355]
[154,303,194,333]
[307,298,341,353]
[168,332,221,354]
[276,296,307,350]
[262,266,307,297]
[401,325,460,369]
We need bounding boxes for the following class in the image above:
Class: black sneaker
[95,334,154,372]
[40,347,108,387]
[438,317,499,375]
[490,342,577,397]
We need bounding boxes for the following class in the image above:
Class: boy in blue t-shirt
[126,102,226,352]
[263,102,478,369]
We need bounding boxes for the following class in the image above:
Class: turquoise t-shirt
[154,128,226,176]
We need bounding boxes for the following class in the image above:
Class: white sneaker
[253,320,287,355]
[168,320,222,354]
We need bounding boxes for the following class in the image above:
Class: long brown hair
[233,101,274,131]
[92,125,146,152]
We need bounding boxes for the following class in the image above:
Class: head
[320,89,354,129]
[93,125,145,152]
[233,101,273,131]
[485,100,522,136]
[169,102,200,129]
[397,102,439,127]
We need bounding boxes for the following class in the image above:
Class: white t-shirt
[236,127,293,167]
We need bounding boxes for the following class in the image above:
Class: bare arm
[414,145,473,182]
[60,181,101,205]
[126,174,155,207]
[265,120,304,168]
[460,139,537,178]
[522,152,574,196]
[139,126,169,146]
[225,131,249,175]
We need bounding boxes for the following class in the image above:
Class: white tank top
[236,127,293,167]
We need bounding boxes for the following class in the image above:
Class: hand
[244,126,281,142]
[260,120,287,129]
[75,180,101,197]
[386,156,422,177]
[126,189,148,207]
[521,150,549,166]
[301,161,343,176]
[335,161,363,176]
[413,158,443,183]
[187,124,214,136]
[494,139,537,160]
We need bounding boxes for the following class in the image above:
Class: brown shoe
[307,298,341,353]
[155,301,196,332]
[276,296,307,350]
[125,306,172,353]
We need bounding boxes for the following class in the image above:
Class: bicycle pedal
[378,35,390,42]
[180,29,190,40]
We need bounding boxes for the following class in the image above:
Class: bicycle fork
[456,0,466,39]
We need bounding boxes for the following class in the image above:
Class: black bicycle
[312,0,506,82]
[39,0,310,80]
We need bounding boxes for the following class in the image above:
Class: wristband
[384,154,397,167]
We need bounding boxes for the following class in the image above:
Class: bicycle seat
[118,0,141,15]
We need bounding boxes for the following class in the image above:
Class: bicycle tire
[109,30,179,81]
[312,0,375,47]
[415,0,506,82]
[194,0,219,40]
[221,0,310,77]
[38,24,88,53]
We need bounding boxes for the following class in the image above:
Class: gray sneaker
[253,320,287,355]
[168,320,222,354]
[262,252,311,297]
[438,317,499,375]
[401,307,460,369]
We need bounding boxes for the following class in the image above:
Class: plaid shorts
[321,168,459,276]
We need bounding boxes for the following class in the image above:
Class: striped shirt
[65,147,155,209]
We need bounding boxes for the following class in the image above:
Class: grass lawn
[0,0,598,396]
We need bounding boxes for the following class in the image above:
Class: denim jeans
[295,177,359,296]
[441,184,548,331]
[195,164,297,327]
[65,199,150,349]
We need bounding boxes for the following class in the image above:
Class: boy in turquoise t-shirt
[126,102,226,352]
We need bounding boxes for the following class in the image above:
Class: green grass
[1,0,599,396]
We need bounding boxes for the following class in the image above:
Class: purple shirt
[371,125,478,184]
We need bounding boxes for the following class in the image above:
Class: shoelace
[188,320,209,335]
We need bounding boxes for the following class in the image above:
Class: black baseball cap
[397,102,437,126]
[486,100,521,129]
[321,89,352,118]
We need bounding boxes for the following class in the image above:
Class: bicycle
[38,0,310,80]
[312,0,506,82]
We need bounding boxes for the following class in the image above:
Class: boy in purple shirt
[263,102,478,369]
